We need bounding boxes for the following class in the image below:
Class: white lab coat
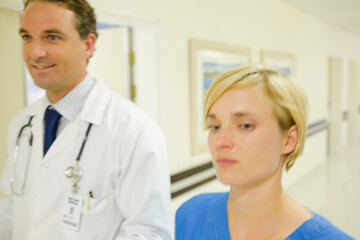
[0,79,171,240]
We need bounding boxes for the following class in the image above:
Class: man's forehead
[22,1,75,22]
[20,1,77,32]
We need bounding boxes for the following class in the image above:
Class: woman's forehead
[208,87,276,118]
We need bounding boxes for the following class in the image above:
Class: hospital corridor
[1,0,360,239]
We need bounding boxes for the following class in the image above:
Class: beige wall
[0,8,25,194]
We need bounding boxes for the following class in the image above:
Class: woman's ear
[282,125,298,155]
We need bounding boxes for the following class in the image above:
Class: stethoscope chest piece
[64,162,82,184]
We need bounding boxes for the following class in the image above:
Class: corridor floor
[287,143,360,239]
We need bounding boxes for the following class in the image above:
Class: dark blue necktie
[44,107,61,155]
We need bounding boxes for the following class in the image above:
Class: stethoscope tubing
[10,116,34,197]
[10,115,93,196]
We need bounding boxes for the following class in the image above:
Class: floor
[286,143,360,239]
[170,142,360,239]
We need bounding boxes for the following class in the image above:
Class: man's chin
[32,78,56,91]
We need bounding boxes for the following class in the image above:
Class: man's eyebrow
[44,29,66,35]
[18,28,66,36]
[19,28,28,34]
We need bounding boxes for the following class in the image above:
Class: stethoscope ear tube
[11,116,34,197]
[16,116,34,143]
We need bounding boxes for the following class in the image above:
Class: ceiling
[282,0,360,39]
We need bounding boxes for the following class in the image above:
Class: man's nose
[27,40,47,59]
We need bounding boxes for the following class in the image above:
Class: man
[0,0,171,239]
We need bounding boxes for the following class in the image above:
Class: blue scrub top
[175,192,356,240]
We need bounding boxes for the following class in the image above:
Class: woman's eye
[208,125,220,131]
[239,123,253,130]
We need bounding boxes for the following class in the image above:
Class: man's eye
[21,35,31,41]
[48,35,60,41]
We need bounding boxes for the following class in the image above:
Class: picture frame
[189,40,251,155]
[261,50,295,77]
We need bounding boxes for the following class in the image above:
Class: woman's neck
[227,170,312,239]
[227,169,284,224]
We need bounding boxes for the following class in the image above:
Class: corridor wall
[1,0,360,197]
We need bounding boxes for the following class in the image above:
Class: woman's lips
[216,158,238,167]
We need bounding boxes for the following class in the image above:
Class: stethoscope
[64,123,93,194]
[10,116,34,196]
[10,115,93,196]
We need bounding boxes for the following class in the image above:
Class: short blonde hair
[204,64,308,171]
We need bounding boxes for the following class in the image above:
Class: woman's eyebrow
[232,112,256,118]
[206,114,217,119]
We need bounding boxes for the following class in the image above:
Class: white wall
[328,58,345,154]
[86,0,360,175]
[348,61,359,146]
[2,0,359,177]
[0,8,25,198]
[88,27,129,98]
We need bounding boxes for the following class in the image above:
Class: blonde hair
[204,64,308,171]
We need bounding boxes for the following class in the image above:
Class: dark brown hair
[24,0,98,39]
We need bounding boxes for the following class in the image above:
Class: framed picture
[261,50,295,77]
[189,40,251,155]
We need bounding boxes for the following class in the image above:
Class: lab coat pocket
[81,191,119,236]
[63,191,120,239]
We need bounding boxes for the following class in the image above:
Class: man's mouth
[33,64,55,69]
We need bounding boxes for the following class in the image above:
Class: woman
[175,64,355,239]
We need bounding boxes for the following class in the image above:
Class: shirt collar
[45,74,95,122]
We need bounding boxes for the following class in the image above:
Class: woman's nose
[215,127,234,149]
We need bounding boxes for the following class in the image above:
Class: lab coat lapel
[42,78,110,162]
[42,121,80,162]
[22,95,81,163]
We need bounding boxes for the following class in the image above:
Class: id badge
[63,192,83,231]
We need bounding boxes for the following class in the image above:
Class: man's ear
[83,33,97,61]
[282,125,298,155]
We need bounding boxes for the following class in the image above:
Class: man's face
[20,1,95,102]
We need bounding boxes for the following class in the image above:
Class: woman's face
[207,86,293,187]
